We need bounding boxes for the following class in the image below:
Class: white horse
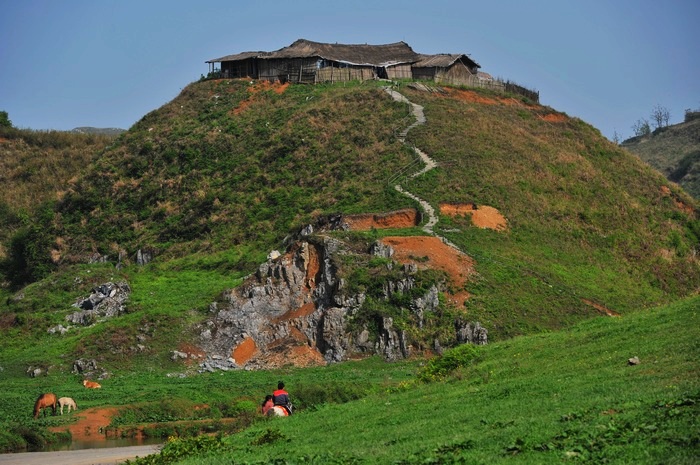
[58,397,78,415]
[266,405,291,417]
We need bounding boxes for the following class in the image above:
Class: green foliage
[0,110,11,128]
[418,343,480,382]
[125,434,227,465]
[2,202,58,287]
[292,381,370,410]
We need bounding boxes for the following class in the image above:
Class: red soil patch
[232,336,258,365]
[447,88,500,105]
[305,243,321,288]
[381,236,474,307]
[660,185,695,215]
[439,203,508,231]
[50,407,118,442]
[444,88,540,111]
[232,80,288,115]
[343,209,419,230]
[274,302,317,324]
[178,342,206,359]
[581,299,620,317]
[540,113,568,122]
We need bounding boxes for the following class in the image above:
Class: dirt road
[0,444,161,465]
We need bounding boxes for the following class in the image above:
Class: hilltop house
[206,39,538,102]
[206,39,479,85]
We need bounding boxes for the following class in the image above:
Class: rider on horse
[272,380,292,415]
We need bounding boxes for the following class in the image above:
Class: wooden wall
[221,59,256,79]
[433,62,475,86]
[386,64,413,80]
[316,66,376,83]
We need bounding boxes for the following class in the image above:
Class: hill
[0,78,699,374]
[621,111,700,199]
[0,126,116,269]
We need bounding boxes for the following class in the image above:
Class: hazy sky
[1,0,698,140]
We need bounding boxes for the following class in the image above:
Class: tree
[650,104,670,130]
[632,118,651,137]
[611,130,621,144]
[0,110,12,128]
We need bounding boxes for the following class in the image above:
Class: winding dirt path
[383,87,459,250]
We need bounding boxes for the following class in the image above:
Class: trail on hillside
[383,87,462,251]
[383,87,620,316]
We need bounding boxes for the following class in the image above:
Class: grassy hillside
[621,114,700,199]
[398,86,700,335]
[0,78,698,371]
[0,77,699,461]
[0,127,115,265]
[51,80,414,265]
[165,295,698,464]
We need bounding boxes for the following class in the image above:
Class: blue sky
[1,0,698,141]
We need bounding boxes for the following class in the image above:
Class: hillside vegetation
[0,78,699,459]
[164,295,700,464]
[0,126,115,265]
[622,112,700,199]
[0,78,698,366]
[1,295,695,463]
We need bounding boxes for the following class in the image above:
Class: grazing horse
[83,379,101,389]
[33,393,57,419]
[58,397,78,415]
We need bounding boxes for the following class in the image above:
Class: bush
[293,382,370,411]
[418,343,480,382]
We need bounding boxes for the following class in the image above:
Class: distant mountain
[71,126,125,135]
[622,112,700,199]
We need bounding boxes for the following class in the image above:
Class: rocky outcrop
[198,236,486,370]
[65,282,131,326]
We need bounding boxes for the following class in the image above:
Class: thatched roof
[206,51,262,64]
[207,39,420,67]
[413,53,480,70]
[261,39,419,66]
[207,40,481,70]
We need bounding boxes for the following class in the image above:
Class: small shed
[411,53,481,86]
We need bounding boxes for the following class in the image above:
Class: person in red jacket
[272,380,292,415]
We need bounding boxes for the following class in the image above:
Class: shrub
[418,343,480,382]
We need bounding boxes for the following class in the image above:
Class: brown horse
[33,393,57,419]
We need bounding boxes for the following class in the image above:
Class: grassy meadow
[162,295,698,465]
[0,295,696,463]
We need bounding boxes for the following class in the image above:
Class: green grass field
[2,294,695,463]
[163,295,697,464]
